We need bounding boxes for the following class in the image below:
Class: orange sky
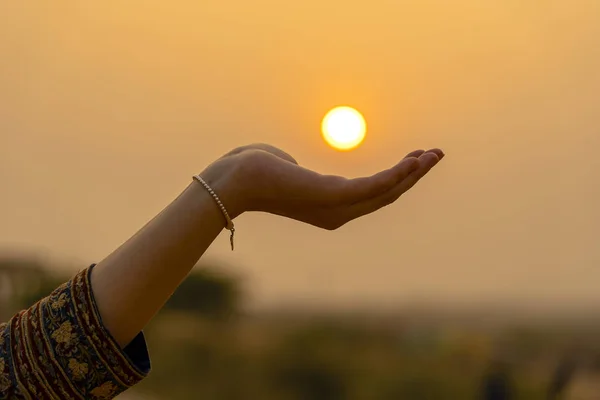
[1,2,599,311]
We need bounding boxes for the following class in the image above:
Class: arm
[91,181,232,347]
[92,144,443,347]
[0,143,443,399]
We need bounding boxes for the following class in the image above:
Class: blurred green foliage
[164,268,241,321]
[3,256,600,399]
[0,256,70,314]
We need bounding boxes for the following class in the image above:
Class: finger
[395,151,443,194]
[424,148,445,160]
[256,154,421,208]
[340,149,432,202]
[335,156,421,204]
[344,151,442,220]
[405,149,425,158]
[308,147,437,205]
[338,148,438,204]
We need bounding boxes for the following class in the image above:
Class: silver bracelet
[192,175,235,250]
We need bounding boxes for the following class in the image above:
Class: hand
[200,143,444,230]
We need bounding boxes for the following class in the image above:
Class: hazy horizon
[2,2,599,311]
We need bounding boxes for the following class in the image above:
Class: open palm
[201,143,444,230]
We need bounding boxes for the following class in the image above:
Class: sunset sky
[1,2,599,312]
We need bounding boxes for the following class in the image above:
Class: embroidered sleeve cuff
[7,265,151,399]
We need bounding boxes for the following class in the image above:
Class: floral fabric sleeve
[0,265,151,399]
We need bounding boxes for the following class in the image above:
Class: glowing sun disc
[321,106,366,151]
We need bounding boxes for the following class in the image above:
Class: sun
[321,106,366,151]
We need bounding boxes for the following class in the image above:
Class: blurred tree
[17,274,69,308]
[0,256,69,317]
[273,359,346,400]
[266,324,364,400]
[481,361,515,400]
[163,267,241,321]
[547,354,578,399]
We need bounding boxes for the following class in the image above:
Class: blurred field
[2,256,600,399]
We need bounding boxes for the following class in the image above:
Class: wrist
[197,161,246,220]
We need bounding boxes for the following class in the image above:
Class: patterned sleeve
[0,265,151,399]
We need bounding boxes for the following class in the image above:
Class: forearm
[86,144,442,349]
[91,181,228,347]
